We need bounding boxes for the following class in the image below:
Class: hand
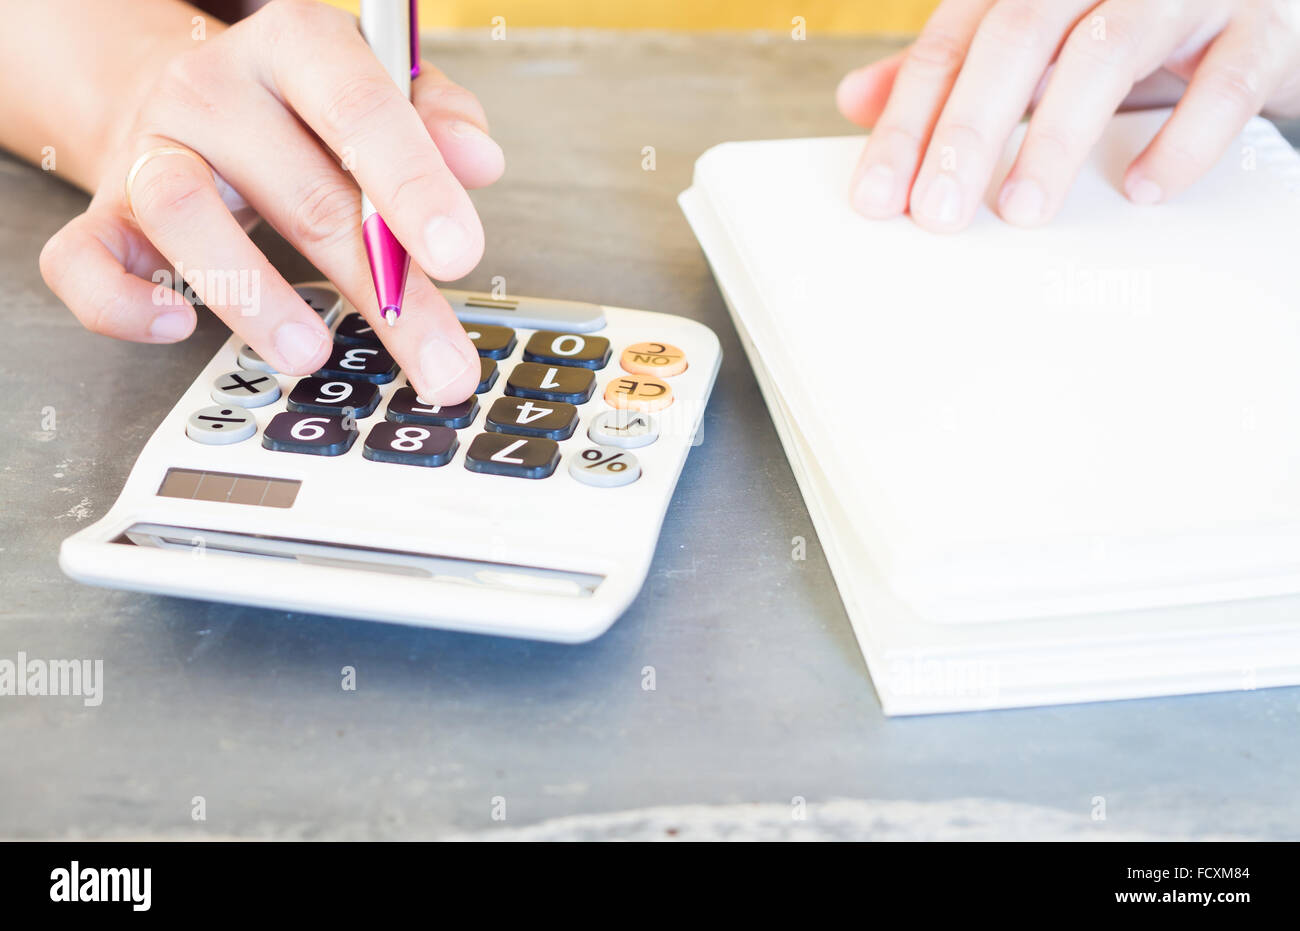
[39,0,503,404]
[836,0,1300,233]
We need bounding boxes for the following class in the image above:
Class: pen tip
[384,309,397,327]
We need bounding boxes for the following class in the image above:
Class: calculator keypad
[316,345,399,384]
[287,377,380,418]
[464,434,560,479]
[186,405,257,445]
[333,312,382,347]
[211,369,281,408]
[197,305,692,488]
[569,445,641,487]
[505,363,596,404]
[386,387,479,428]
[523,331,611,370]
[363,422,459,467]
[464,323,516,359]
[263,412,358,456]
[485,397,579,440]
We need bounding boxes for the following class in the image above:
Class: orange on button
[604,374,674,412]
[620,342,688,377]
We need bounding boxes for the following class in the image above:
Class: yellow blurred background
[323,1,940,34]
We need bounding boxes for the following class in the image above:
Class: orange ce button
[604,374,674,412]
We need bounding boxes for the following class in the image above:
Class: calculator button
[588,409,659,449]
[333,312,382,347]
[237,344,276,374]
[505,362,596,404]
[316,345,398,384]
[568,446,641,487]
[603,375,673,412]
[287,377,380,418]
[523,331,611,370]
[363,422,459,467]
[210,369,281,408]
[484,397,578,440]
[262,412,358,456]
[620,341,688,377]
[463,323,516,359]
[186,406,257,445]
[476,358,500,394]
[464,433,560,479]
[386,387,479,428]
[296,284,343,326]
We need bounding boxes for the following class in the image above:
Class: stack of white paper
[680,110,1300,714]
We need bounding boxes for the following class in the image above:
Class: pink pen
[360,0,421,327]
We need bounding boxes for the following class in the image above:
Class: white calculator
[60,282,721,642]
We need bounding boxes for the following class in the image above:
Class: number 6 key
[263,411,358,456]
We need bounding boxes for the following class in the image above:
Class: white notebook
[680,110,1300,714]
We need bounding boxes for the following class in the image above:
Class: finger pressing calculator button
[603,375,674,412]
[569,446,641,487]
[363,422,459,467]
[485,397,578,440]
[186,406,257,445]
[295,284,343,326]
[476,358,500,394]
[464,433,560,479]
[463,323,516,359]
[237,344,277,374]
[523,331,611,370]
[386,386,479,428]
[287,376,380,418]
[505,362,596,404]
[620,341,687,377]
[211,369,281,408]
[316,345,398,384]
[333,312,382,347]
[588,409,659,449]
[262,412,358,456]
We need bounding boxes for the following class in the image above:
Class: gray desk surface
[3,30,1299,841]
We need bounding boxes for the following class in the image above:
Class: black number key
[287,377,380,418]
[263,411,358,456]
[464,433,560,479]
[363,422,459,467]
[504,362,595,404]
[484,397,578,440]
[386,386,479,428]
[463,323,516,359]
[523,331,611,370]
[476,358,499,393]
[316,345,398,384]
[333,312,382,347]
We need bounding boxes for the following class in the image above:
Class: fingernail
[448,120,488,140]
[1127,176,1163,205]
[918,173,962,227]
[419,334,477,398]
[999,178,1045,226]
[274,321,327,372]
[853,163,897,214]
[149,310,191,341]
[424,215,473,277]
